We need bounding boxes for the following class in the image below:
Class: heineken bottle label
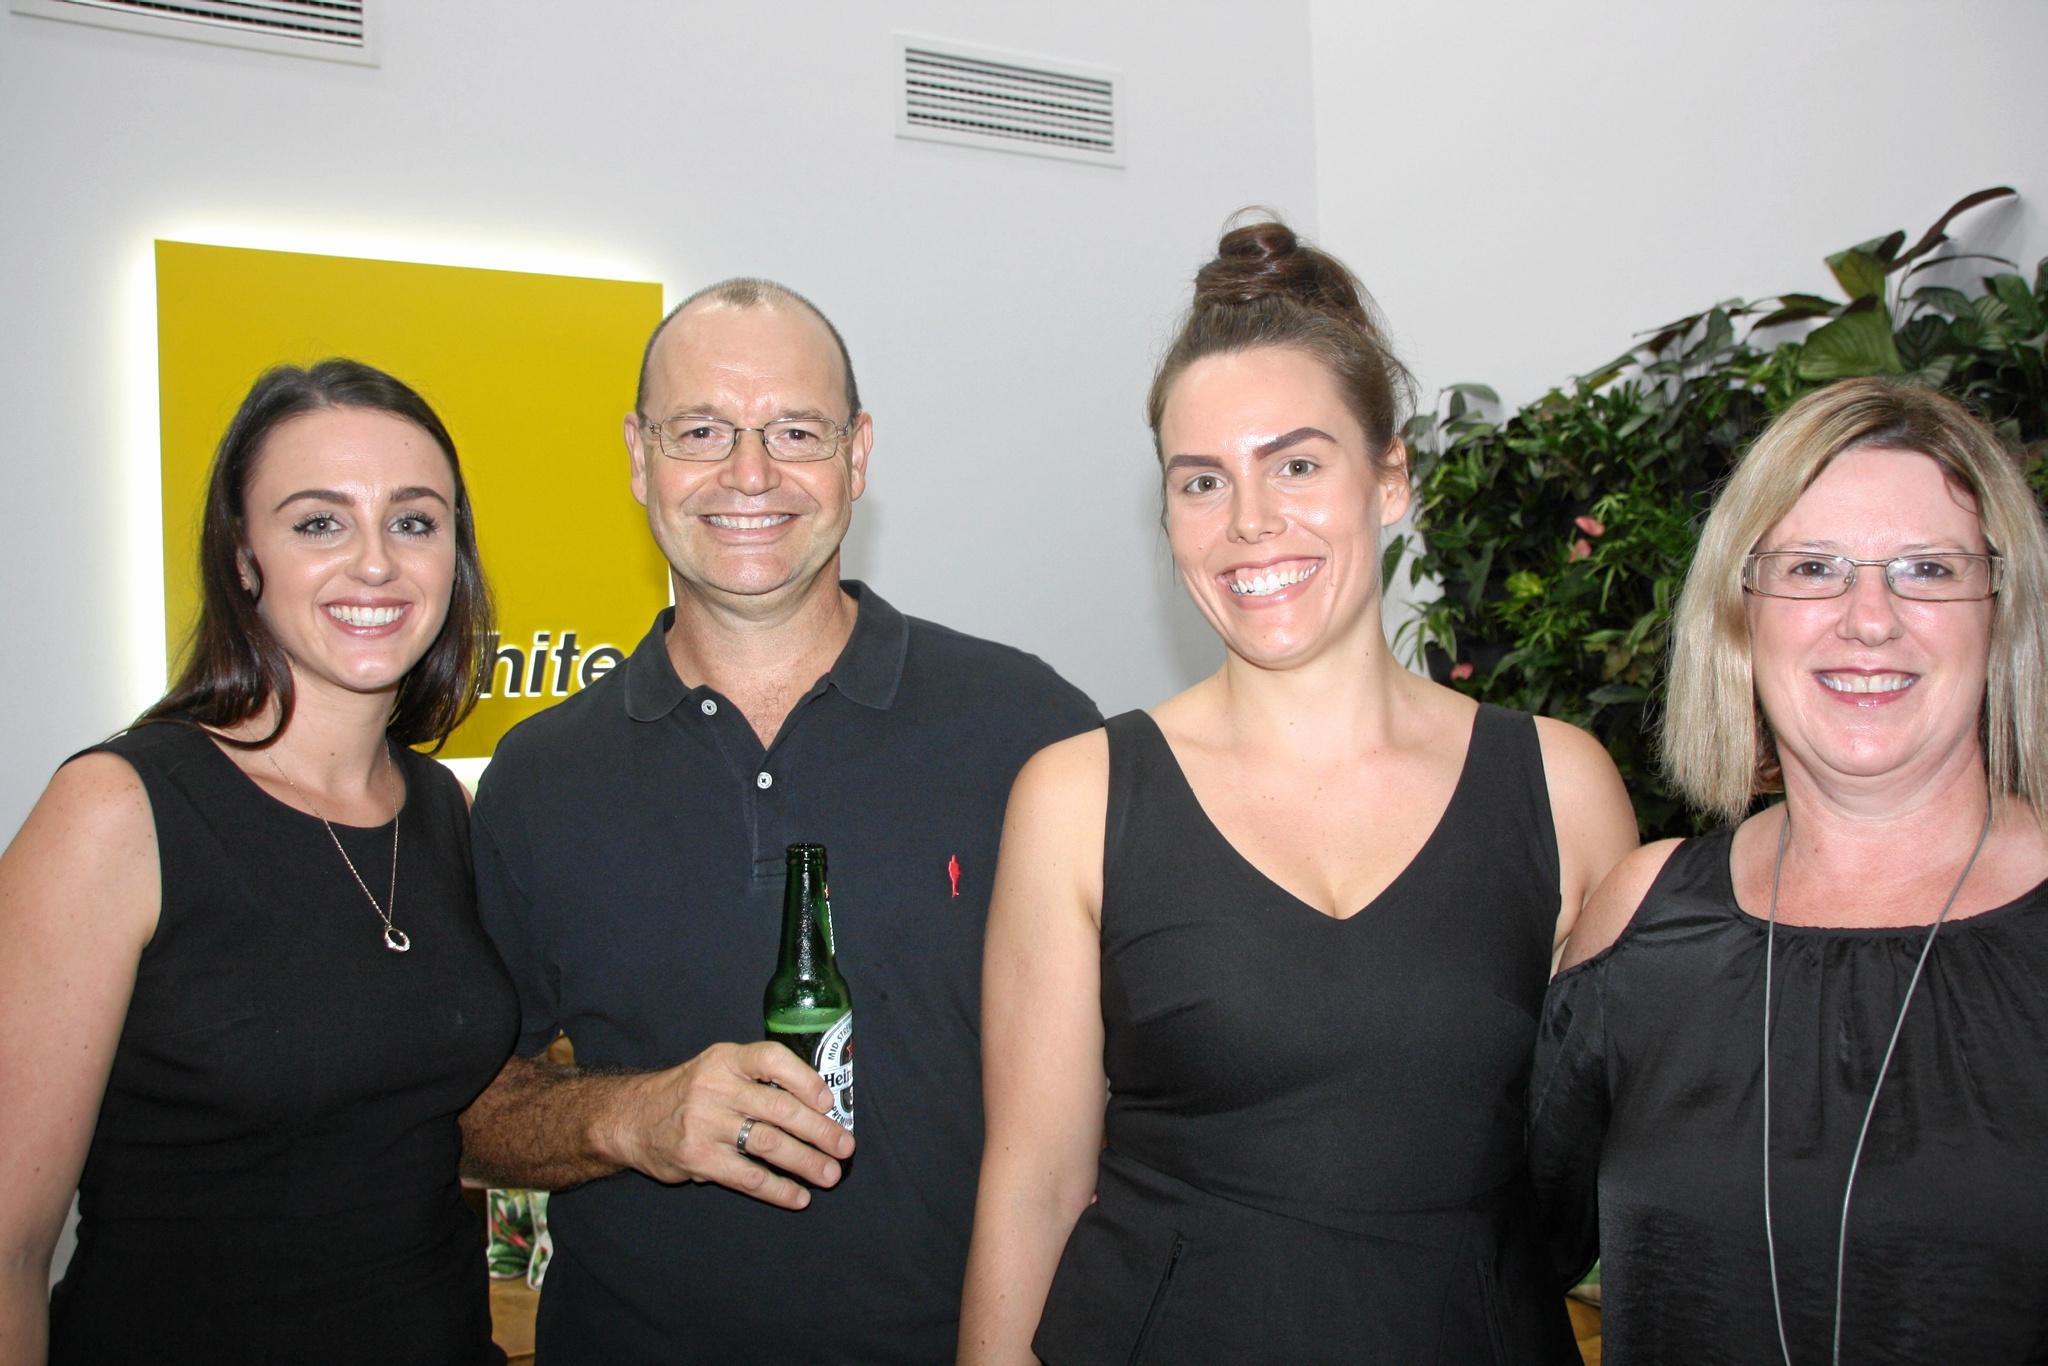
[814,1011,855,1131]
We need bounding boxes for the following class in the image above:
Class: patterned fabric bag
[485,1188,552,1289]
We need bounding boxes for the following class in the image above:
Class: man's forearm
[458,1052,639,1190]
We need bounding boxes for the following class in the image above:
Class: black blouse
[1530,829,2048,1364]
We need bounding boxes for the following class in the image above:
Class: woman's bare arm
[1533,717,1642,952]
[0,756,159,1365]
[958,732,1110,1366]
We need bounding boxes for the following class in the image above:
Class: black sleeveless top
[1531,829,2048,1364]
[48,723,517,1366]
[1033,705,1578,1365]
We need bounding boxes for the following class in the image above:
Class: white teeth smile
[1819,672,1914,694]
[328,604,403,627]
[707,514,792,529]
[1228,563,1319,597]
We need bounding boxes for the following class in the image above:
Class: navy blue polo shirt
[472,582,1099,1364]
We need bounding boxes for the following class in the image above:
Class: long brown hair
[138,359,493,750]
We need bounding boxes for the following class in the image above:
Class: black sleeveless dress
[1530,829,2048,1364]
[47,723,518,1365]
[1033,706,1579,1365]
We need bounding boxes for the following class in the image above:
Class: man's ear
[845,411,873,502]
[624,413,652,508]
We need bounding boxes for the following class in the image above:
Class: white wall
[1311,0,2048,418]
[0,0,1321,844]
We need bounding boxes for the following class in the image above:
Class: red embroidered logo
[947,854,961,899]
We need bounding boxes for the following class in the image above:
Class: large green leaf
[1826,248,1890,302]
[1906,285,1975,319]
[1797,304,1904,379]
[1988,273,2046,335]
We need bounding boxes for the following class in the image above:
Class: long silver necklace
[1761,799,1991,1366]
[267,748,412,953]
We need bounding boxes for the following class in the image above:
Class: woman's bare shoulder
[0,749,161,972]
[1015,725,1109,794]
[22,751,156,855]
[1557,838,1685,971]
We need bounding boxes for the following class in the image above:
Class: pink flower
[1571,538,1592,560]
[1450,661,1474,681]
[1574,515,1606,537]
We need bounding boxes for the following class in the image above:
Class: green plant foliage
[1392,189,2048,838]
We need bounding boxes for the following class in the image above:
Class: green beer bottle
[763,843,854,1132]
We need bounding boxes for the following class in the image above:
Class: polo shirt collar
[621,580,907,723]
[827,581,908,711]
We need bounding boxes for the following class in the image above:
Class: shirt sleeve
[1528,955,1610,1290]
[471,780,561,1059]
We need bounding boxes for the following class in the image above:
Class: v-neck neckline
[1130,705,1487,924]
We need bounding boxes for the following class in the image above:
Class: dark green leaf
[1826,248,1889,301]
[1797,304,1903,380]
[1751,294,1840,330]
[1988,273,2045,334]
[1683,309,1735,362]
[1905,285,1975,319]
[1587,684,1650,706]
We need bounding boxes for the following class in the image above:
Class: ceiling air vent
[10,0,376,66]
[896,34,1121,168]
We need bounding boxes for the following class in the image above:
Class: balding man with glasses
[459,278,1098,1363]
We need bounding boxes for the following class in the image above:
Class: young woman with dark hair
[0,359,517,1365]
[960,220,1638,1364]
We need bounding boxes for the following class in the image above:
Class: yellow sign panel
[156,241,667,759]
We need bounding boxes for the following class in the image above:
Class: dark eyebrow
[1162,427,1335,474]
[1252,427,1334,459]
[272,487,450,513]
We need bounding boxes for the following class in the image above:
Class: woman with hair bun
[0,359,516,1364]
[960,219,1637,1363]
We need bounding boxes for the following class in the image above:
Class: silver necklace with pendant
[267,748,412,953]
[1760,799,1991,1366]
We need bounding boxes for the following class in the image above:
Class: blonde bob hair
[1662,377,2048,823]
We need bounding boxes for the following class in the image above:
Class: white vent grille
[896,34,1120,167]
[10,0,375,65]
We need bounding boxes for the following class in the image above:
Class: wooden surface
[491,1277,540,1365]
[1568,1294,1603,1365]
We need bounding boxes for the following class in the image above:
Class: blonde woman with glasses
[1533,377,2048,1365]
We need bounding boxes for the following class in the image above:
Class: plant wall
[1391,188,2047,838]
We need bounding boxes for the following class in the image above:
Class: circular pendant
[384,926,412,953]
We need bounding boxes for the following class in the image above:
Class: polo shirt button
[756,771,773,789]
[700,699,718,716]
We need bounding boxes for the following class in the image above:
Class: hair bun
[1192,214,1364,317]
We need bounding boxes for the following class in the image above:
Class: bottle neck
[779,848,834,980]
